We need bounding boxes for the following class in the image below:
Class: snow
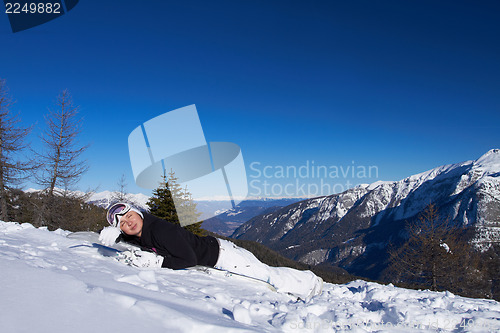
[473,149,500,174]
[2,221,500,332]
[366,181,393,191]
[227,210,244,216]
[440,242,451,253]
[355,149,500,227]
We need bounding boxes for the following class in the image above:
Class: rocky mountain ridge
[232,149,500,279]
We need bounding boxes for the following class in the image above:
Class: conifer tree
[146,170,205,236]
[147,174,179,224]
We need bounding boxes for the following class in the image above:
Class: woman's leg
[214,239,322,299]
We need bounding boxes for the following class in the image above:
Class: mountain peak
[473,149,500,173]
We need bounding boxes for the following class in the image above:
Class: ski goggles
[107,203,132,227]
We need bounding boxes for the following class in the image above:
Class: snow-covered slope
[1,221,499,332]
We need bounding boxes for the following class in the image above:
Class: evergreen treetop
[146,170,205,236]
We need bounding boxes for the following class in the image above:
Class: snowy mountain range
[85,190,151,210]
[25,188,152,211]
[201,198,303,236]
[232,149,500,279]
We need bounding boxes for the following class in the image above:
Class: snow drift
[1,221,499,332]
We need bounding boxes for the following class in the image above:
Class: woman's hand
[119,250,164,268]
[99,226,121,246]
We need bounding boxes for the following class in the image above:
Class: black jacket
[123,212,219,270]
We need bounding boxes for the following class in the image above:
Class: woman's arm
[151,223,198,269]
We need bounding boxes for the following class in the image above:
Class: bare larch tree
[35,89,89,196]
[0,78,32,221]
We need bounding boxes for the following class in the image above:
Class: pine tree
[146,171,205,236]
[146,174,179,224]
[178,182,204,236]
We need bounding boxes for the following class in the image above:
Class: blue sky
[1,0,499,198]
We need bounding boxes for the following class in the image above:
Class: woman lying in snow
[100,202,323,300]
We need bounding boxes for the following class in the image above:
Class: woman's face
[119,210,143,237]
